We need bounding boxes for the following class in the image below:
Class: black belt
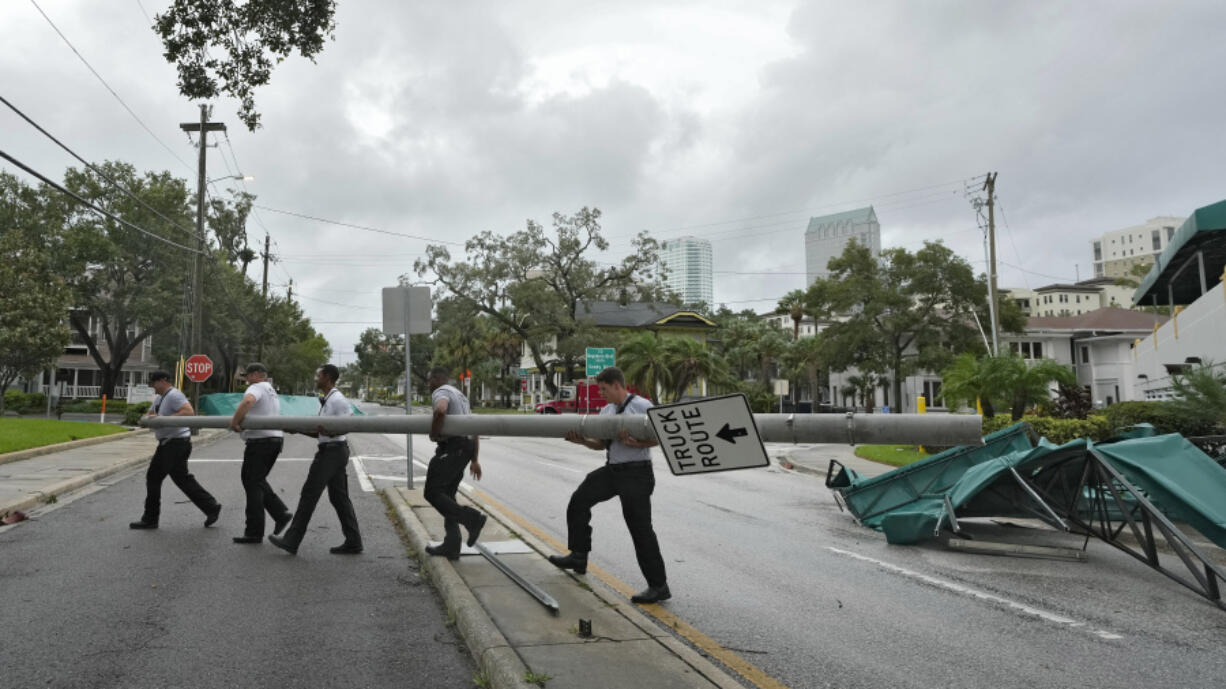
[607,460,652,470]
[246,437,283,444]
[318,440,348,447]
[158,437,190,445]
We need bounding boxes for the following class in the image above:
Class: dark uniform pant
[281,441,361,548]
[240,437,290,537]
[566,461,667,589]
[141,438,219,523]
[423,437,483,548]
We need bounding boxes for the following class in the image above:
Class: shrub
[1102,401,1219,437]
[3,390,48,414]
[979,414,1110,444]
[61,399,129,413]
[124,401,152,426]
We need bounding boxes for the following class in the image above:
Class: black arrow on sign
[716,423,748,444]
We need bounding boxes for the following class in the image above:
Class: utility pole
[257,232,270,360]
[180,104,226,412]
[261,232,270,299]
[983,172,1000,355]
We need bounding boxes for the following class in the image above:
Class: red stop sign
[185,354,213,383]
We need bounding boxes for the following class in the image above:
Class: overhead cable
[0,94,203,241]
[0,149,202,255]
[29,0,195,175]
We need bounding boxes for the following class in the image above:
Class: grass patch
[0,418,128,454]
[853,444,931,467]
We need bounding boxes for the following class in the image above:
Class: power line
[0,94,203,241]
[995,197,1030,289]
[29,0,194,175]
[0,148,202,254]
[252,204,464,245]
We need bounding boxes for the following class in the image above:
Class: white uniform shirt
[151,387,191,441]
[602,393,654,464]
[317,388,352,443]
[241,380,283,441]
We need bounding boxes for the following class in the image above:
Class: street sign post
[647,393,769,476]
[382,285,432,488]
[184,354,213,383]
[585,347,615,377]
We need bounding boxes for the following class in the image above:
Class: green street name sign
[585,347,615,377]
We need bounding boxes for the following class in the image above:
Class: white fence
[60,386,129,399]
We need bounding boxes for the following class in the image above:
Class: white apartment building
[1091,216,1184,279]
[659,236,713,306]
[1022,277,1137,317]
[805,206,881,285]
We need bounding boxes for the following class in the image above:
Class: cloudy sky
[3,0,1224,364]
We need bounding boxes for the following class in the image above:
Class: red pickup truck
[535,381,648,414]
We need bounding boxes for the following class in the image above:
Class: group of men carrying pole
[132,362,674,604]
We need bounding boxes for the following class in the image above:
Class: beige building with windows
[1091,216,1184,279]
[1005,278,1136,318]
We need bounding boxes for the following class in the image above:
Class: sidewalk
[385,487,749,689]
[768,442,894,481]
[0,429,226,519]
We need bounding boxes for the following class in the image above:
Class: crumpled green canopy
[197,393,364,417]
[835,422,1226,548]
[1094,434,1226,549]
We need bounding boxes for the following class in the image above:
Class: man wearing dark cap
[130,370,222,530]
[269,364,363,555]
[228,362,292,544]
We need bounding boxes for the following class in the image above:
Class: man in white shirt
[229,362,293,544]
[422,367,486,560]
[269,364,363,555]
[129,370,221,530]
[548,366,670,604]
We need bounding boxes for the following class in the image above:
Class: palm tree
[939,353,999,418]
[999,356,1075,420]
[664,337,727,402]
[775,289,806,342]
[617,331,672,402]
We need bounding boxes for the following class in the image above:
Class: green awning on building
[1132,199,1226,306]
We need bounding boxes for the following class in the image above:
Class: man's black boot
[425,543,460,561]
[631,584,671,604]
[547,551,588,575]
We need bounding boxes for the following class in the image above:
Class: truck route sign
[646,393,769,476]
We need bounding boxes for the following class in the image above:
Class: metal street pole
[180,105,225,413]
[143,411,984,447]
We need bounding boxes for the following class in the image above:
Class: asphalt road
[360,404,1226,689]
[0,431,476,689]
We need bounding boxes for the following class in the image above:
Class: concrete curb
[0,428,152,467]
[776,449,830,479]
[383,489,535,689]
[0,430,229,518]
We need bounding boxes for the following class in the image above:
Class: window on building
[1033,342,1043,359]
[1080,346,1089,364]
[1093,242,1102,261]
[1166,226,1175,240]
[923,380,942,407]
[1151,229,1161,250]
[1075,295,1080,303]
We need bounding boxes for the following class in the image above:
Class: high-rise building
[1090,216,1184,279]
[805,206,881,284]
[659,236,713,306]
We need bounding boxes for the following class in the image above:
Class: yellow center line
[471,488,794,689]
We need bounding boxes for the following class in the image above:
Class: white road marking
[533,459,581,473]
[350,455,375,493]
[827,547,1124,641]
[366,474,406,482]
